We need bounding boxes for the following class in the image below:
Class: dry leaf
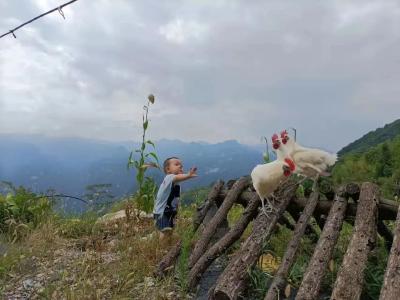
[284,284,291,298]
[329,259,335,272]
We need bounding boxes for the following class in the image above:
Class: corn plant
[127,94,160,213]
[261,136,270,163]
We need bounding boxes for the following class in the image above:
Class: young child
[153,157,197,238]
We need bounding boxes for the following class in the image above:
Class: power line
[36,193,89,204]
[0,0,80,40]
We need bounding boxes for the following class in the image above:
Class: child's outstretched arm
[173,167,197,183]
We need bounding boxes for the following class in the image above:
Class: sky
[0,0,399,152]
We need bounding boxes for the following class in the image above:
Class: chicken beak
[282,164,291,173]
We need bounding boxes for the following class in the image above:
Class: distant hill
[338,119,400,156]
[0,135,265,207]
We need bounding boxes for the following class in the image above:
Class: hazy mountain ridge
[0,135,264,200]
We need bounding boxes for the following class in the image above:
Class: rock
[48,272,61,283]
[140,232,156,241]
[22,279,34,289]
[96,209,153,224]
[144,276,155,287]
[108,239,118,250]
[166,291,176,299]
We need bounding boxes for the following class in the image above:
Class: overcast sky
[1,0,399,151]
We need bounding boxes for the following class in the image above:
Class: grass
[0,187,393,299]
[0,201,193,299]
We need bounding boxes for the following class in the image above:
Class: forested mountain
[338,119,400,156]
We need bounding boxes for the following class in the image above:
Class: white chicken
[251,157,296,214]
[272,130,337,178]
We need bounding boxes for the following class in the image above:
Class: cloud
[159,19,208,44]
[1,0,399,152]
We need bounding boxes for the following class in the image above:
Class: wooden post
[265,180,320,300]
[155,181,223,277]
[295,186,348,300]
[189,177,249,268]
[213,180,298,300]
[187,194,260,291]
[153,240,182,277]
[193,180,225,232]
[331,183,379,300]
[225,189,398,220]
[379,202,400,300]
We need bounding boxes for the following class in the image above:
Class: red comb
[272,133,279,143]
[284,158,296,171]
[280,130,288,138]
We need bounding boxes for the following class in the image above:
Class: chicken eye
[272,142,280,149]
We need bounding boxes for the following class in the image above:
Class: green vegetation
[333,136,400,198]
[127,94,161,213]
[338,119,400,156]
[0,183,53,239]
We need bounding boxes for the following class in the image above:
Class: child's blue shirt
[153,174,179,215]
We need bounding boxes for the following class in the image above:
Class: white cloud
[159,19,208,44]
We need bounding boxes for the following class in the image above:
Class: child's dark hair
[163,157,180,174]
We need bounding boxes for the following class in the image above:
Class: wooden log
[213,179,298,300]
[295,186,348,300]
[294,194,396,220]
[331,182,379,300]
[187,194,260,291]
[193,180,225,232]
[220,187,398,220]
[286,207,320,243]
[379,203,400,300]
[155,181,224,278]
[377,219,393,252]
[201,201,231,242]
[265,180,320,300]
[188,177,250,268]
[153,240,182,277]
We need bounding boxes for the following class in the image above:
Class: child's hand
[188,167,198,178]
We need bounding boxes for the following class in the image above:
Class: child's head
[163,157,183,175]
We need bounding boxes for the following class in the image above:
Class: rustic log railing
[153,177,400,300]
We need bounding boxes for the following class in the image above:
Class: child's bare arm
[173,167,197,183]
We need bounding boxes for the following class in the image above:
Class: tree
[376,143,393,178]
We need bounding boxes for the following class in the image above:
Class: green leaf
[143,120,148,130]
[146,152,159,163]
[127,152,134,169]
[146,140,156,148]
